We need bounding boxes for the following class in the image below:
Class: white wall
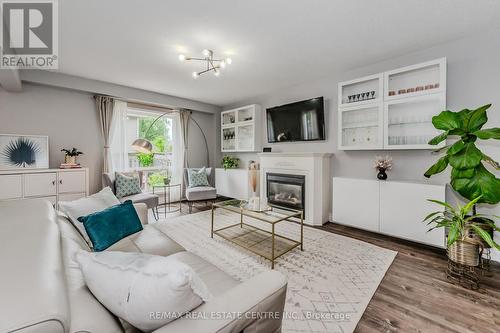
[0,83,219,194]
[222,28,500,260]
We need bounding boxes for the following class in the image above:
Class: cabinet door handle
[59,180,63,184]
[52,180,56,186]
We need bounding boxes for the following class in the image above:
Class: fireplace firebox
[266,173,305,212]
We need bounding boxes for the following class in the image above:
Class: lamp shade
[131,138,153,153]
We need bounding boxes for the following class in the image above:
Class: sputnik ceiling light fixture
[178,49,232,78]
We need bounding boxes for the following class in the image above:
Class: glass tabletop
[213,199,302,224]
[151,183,181,188]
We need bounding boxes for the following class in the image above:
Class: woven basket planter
[447,240,480,267]
[65,155,77,165]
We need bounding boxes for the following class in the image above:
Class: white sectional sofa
[0,199,287,333]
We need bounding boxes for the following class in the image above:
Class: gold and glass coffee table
[211,199,303,269]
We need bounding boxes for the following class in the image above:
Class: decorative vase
[377,168,387,180]
[65,155,76,165]
[448,240,480,266]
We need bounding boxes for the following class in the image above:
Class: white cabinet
[0,175,23,200]
[332,178,379,232]
[58,171,86,193]
[379,181,445,247]
[338,58,446,150]
[332,177,446,248]
[221,104,261,152]
[215,168,258,200]
[24,173,57,197]
[0,168,89,206]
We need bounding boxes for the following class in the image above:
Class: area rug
[154,209,396,333]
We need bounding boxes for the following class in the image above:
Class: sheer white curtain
[170,111,184,201]
[109,100,129,173]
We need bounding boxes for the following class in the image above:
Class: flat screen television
[266,97,325,143]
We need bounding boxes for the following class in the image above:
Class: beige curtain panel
[95,95,115,174]
[179,109,191,168]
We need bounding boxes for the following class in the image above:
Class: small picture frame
[0,134,49,170]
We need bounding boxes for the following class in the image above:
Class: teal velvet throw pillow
[187,167,210,188]
[77,200,143,252]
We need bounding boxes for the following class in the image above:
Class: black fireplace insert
[266,173,305,212]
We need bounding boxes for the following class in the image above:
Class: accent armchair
[184,167,217,213]
[103,172,160,220]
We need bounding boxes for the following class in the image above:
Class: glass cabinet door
[237,124,254,151]
[339,104,383,150]
[384,94,445,149]
[222,111,236,126]
[222,127,236,151]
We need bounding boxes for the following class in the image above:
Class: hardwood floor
[320,223,500,333]
[161,203,500,333]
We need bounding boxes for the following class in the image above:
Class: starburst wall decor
[0,134,49,170]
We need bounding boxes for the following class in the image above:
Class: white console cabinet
[332,177,445,248]
[0,168,89,207]
[215,168,258,200]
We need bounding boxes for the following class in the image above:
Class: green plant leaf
[461,195,482,216]
[428,131,449,145]
[432,111,463,131]
[466,104,491,132]
[423,211,441,222]
[446,140,465,155]
[473,128,500,140]
[447,223,459,246]
[424,156,449,178]
[451,164,500,204]
[470,224,500,250]
[451,168,475,179]
[482,154,500,170]
[427,199,455,211]
[448,143,483,170]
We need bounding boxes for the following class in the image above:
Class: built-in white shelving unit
[338,58,446,150]
[221,104,261,152]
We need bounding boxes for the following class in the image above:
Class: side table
[152,183,181,218]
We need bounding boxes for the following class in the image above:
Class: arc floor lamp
[131,110,210,168]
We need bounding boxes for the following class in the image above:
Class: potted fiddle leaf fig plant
[424,104,500,267]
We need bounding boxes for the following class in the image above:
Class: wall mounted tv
[266,97,325,143]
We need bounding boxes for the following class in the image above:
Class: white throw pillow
[59,187,121,246]
[75,250,212,332]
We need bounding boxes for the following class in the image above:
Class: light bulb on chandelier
[178,49,232,78]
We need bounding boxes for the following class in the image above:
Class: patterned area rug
[154,209,396,333]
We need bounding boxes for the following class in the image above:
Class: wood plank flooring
[161,202,500,333]
[320,223,500,333]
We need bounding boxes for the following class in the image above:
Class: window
[112,107,181,191]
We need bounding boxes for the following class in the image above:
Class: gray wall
[0,83,218,194]
[222,28,500,185]
[222,28,500,260]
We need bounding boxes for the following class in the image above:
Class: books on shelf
[59,163,82,169]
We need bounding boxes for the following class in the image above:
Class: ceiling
[57,0,500,106]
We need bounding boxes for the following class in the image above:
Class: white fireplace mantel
[258,152,333,226]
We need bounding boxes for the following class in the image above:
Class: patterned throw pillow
[187,167,210,188]
[115,172,142,198]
